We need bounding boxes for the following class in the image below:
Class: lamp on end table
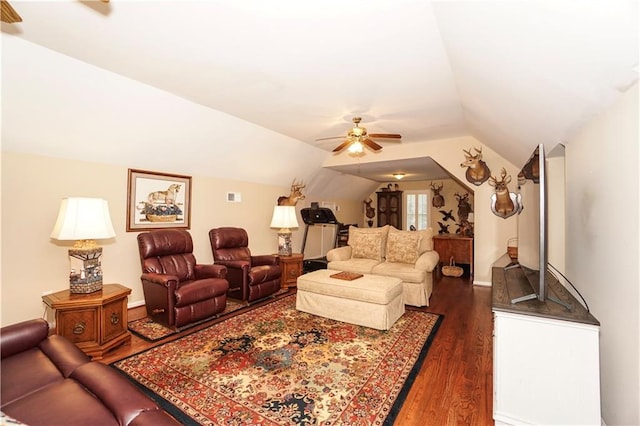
[50,197,116,293]
[270,205,299,256]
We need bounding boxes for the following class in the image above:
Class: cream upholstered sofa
[326,225,439,307]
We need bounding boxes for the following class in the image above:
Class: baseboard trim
[473,280,492,287]
[128,299,146,309]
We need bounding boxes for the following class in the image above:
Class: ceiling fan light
[392,173,405,180]
[348,141,364,154]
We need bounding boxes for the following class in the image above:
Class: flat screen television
[512,144,568,308]
[513,144,545,303]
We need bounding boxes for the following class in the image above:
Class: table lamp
[270,205,299,256]
[50,197,116,293]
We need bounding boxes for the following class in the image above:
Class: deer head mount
[430,182,445,208]
[363,198,375,219]
[460,147,491,186]
[277,179,306,206]
[488,168,521,219]
[454,192,472,222]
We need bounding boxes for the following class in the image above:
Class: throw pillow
[386,230,422,264]
[348,225,389,261]
[350,232,383,260]
[416,227,434,253]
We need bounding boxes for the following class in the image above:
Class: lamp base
[277,232,293,256]
[68,246,104,294]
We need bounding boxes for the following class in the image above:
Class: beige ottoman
[296,269,405,330]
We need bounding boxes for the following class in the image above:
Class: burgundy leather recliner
[137,229,229,329]
[209,227,282,304]
[1,318,179,425]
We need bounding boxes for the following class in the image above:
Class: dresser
[42,283,131,360]
[376,190,403,229]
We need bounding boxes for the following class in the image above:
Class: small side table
[278,253,304,289]
[42,283,131,360]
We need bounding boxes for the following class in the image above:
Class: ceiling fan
[317,117,402,153]
[1,0,22,23]
[1,0,110,23]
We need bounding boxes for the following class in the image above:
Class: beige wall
[0,151,361,325]
[565,83,639,425]
[366,178,474,234]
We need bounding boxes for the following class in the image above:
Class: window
[405,191,429,230]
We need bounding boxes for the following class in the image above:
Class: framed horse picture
[126,169,192,231]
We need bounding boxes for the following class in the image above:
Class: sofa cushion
[386,228,422,264]
[326,258,381,275]
[372,261,426,284]
[348,225,389,261]
[2,379,119,426]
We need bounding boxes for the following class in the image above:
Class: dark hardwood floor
[100,273,494,425]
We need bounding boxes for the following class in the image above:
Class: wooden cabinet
[376,190,403,229]
[278,253,303,289]
[492,267,600,425]
[433,234,474,275]
[42,283,131,360]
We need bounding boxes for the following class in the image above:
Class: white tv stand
[492,265,601,425]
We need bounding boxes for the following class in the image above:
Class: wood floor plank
[100,274,494,425]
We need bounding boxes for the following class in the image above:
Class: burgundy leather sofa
[1,318,179,425]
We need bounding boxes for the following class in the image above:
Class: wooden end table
[277,253,304,289]
[42,283,131,360]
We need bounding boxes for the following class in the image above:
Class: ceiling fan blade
[363,138,383,151]
[369,133,402,139]
[1,0,22,23]
[316,136,346,141]
[332,139,353,153]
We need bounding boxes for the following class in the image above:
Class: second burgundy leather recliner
[209,227,282,304]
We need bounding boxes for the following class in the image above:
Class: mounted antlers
[430,182,445,208]
[488,168,516,217]
[277,179,306,206]
[460,147,491,186]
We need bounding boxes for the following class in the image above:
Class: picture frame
[126,169,192,231]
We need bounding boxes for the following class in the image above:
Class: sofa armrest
[326,246,352,262]
[195,264,227,279]
[1,319,50,359]
[414,250,440,272]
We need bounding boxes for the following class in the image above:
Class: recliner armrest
[414,250,440,272]
[1,318,50,359]
[141,272,179,288]
[251,254,279,267]
[195,264,227,279]
[215,259,250,272]
[326,246,352,262]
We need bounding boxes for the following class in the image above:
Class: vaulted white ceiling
[1,1,638,189]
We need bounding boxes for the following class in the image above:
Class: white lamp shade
[270,205,299,229]
[50,198,116,241]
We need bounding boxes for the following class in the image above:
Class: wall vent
[226,192,242,203]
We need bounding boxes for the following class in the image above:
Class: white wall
[565,83,639,425]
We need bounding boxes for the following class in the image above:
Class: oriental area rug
[128,289,291,341]
[113,295,443,425]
